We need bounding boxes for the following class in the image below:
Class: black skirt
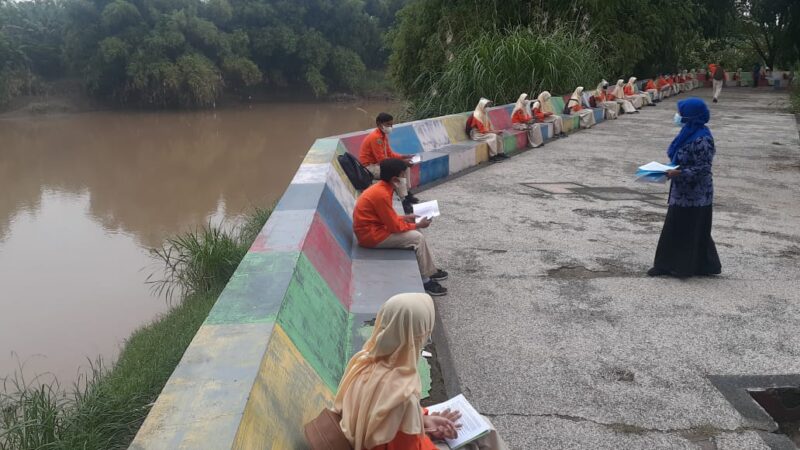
[653,205,721,277]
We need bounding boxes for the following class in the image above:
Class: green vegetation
[0,208,270,450]
[791,81,800,114]
[389,0,800,118]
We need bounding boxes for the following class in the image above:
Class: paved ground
[423,88,800,449]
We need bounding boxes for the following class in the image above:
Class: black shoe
[647,267,668,277]
[405,194,420,204]
[402,199,414,214]
[713,98,718,103]
[424,280,448,296]
[430,269,448,281]
[560,133,569,138]
[499,153,510,159]
[489,155,505,163]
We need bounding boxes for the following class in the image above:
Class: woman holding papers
[648,97,721,278]
[334,293,507,450]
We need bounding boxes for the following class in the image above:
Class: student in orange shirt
[593,80,620,119]
[657,74,672,98]
[566,86,596,128]
[644,78,661,102]
[334,293,507,450]
[534,91,568,137]
[467,98,508,162]
[510,93,544,148]
[353,158,448,296]
[625,77,653,106]
[360,112,419,213]
[613,80,638,113]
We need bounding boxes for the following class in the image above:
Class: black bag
[464,115,474,135]
[713,67,725,80]
[589,96,597,108]
[562,100,573,115]
[337,152,374,191]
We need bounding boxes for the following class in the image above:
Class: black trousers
[653,205,721,277]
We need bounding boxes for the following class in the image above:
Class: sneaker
[424,280,448,296]
[430,269,448,281]
[489,155,504,162]
[402,199,414,214]
[405,193,420,204]
[560,133,569,138]
[713,98,718,103]
[497,153,510,159]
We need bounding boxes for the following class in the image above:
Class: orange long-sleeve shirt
[469,117,490,133]
[511,109,532,124]
[568,99,582,112]
[369,432,437,450]
[353,180,416,247]
[623,85,635,96]
[645,80,657,90]
[360,128,403,166]
[532,106,547,121]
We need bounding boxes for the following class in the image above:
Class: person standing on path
[360,112,420,214]
[710,63,725,102]
[648,97,721,278]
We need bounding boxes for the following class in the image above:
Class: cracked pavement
[422,88,800,449]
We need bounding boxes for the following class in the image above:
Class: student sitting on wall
[511,93,544,148]
[612,80,638,113]
[353,158,448,296]
[657,74,672,98]
[466,98,508,162]
[360,112,420,214]
[594,80,620,119]
[566,86,596,129]
[625,77,653,106]
[534,91,568,138]
[644,78,661,102]
[334,293,508,450]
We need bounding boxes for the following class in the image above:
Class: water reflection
[0,101,396,382]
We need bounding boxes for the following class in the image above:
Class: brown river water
[0,100,397,384]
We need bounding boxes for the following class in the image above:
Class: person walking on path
[710,63,725,102]
[648,97,721,278]
[334,293,508,450]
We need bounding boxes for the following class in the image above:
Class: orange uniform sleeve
[533,107,545,121]
[369,432,438,450]
[511,109,531,124]
[471,118,489,134]
[623,85,633,96]
[374,195,416,235]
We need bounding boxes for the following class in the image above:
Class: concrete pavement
[423,88,800,449]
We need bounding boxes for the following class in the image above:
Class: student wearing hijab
[644,78,661,102]
[612,80,638,113]
[657,74,672,98]
[534,91,568,137]
[334,293,507,450]
[648,97,721,278]
[594,80,620,119]
[511,93,544,148]
[566,86,595,129]
[624,77,653,106]
[467,98,508,162]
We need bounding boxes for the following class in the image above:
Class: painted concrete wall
[131,79,711,449]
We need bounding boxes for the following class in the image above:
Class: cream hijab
[512,93,528,116]
[569,86,583,106]
[627,77,637,89]
[596,80,609,99]
[334,293,435,450]
[537,91,554,114]
[472,98,492,127]
[613,79,626,98]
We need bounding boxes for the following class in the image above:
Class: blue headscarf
[667,97,711,164]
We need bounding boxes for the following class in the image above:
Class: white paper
[426,394,491,449]
[638,161,679,173]
[413,200,440,221]
[410,154,422,164]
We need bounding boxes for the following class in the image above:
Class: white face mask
[382,125,393,134]
[673,113,683,126]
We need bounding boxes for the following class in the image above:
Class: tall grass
[1,208,271,450]
[407,26,607,119]
[790,79,800,114]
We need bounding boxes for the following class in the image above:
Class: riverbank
[0,209,270,450]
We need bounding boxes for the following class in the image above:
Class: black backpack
[713,67,725,80]
[337,152,374,191]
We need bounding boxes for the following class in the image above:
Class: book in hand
[426,394,490,449]
[413,200,440,223]
[635,161,679,184]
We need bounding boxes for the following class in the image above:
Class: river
[0,100,397,384]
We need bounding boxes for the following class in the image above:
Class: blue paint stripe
[317,184,354,257]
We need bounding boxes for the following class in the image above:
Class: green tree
[736,0,799,68]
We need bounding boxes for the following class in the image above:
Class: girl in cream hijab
[535,91,567,137]
[594,80,619,119]
[626,77,653,106]
[511,93,544,148]
[467,98,507,161]
[334,293,507,450]
[566,86,595,129]
[620,78,644,108]
[613,79,638,113]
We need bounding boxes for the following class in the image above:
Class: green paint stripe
[276,253,352,392]
[419,356,431,399]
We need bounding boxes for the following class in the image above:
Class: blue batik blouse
[669,135,715,207]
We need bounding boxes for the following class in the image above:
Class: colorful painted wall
[131,79,699,449]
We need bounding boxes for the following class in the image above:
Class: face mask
[382,125,393,134]
[673,113,683,126]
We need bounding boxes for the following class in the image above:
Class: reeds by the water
[0,208,271,449]
[408,26,607,119]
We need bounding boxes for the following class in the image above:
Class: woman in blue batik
[648,97,721,278]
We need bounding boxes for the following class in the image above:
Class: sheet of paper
[413,200,440,221]
[638,161,679,173]
[426,394,491,449]
[410,154,422,164]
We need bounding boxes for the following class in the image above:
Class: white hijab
[569,86,583,106]
[613,79,626,98]
[472,98,491,127]
[537,91,553,114]
[512,93,528,116]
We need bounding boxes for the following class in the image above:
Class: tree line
[1,0,797,110]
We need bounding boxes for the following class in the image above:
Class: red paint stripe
[340,133,368,160]
[302,213,353,309]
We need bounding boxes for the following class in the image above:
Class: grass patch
[790,81,800,114]
[1,208,271,449]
